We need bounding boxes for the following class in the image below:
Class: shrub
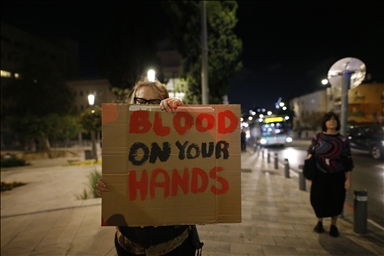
[0,156,29,168]
[1,181,26,191]
[74,188,90,200]
[88,169,102,198]
[74,167,101,200]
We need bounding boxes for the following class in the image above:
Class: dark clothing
[114,231,196,256]
[241,131,246,152]
[116,226,196,255]
[118,226,189,248]
[307,133,354,218]
[310,171,346,217]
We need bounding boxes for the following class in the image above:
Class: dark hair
[321,112,341,131]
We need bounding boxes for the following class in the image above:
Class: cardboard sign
[101,104,241,227]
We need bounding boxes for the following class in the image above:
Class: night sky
[1,1,383,111]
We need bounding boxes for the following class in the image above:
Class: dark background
[1,1,383,110]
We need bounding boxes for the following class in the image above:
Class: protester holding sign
[95,77,200,256]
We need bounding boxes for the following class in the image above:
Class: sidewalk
[1,147,383,255]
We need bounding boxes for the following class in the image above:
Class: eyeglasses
[134,97,162,105]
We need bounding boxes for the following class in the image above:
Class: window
[1,70,12,77]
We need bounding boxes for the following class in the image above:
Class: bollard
[267,151,270,163]
[354,190,368,234]
[261,148,264,158]
[284,158,290,178]
[298,164,306,191]
[274,153,278,169]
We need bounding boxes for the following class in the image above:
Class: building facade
[1,23,196,150]
[347,83,384,124]
[66,79,116,112]
[0,22,79,80]
[289,83,384,134]
[1,22,80,150]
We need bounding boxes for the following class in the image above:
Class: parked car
[346,124,384,160]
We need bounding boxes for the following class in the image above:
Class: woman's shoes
[329,225,339,237]
[313,221,324,233]
[314,221,339,237]
[314,222,339,237]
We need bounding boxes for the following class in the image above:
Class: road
[258,140,384,229]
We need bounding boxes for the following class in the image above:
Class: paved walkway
[1,146,383,255]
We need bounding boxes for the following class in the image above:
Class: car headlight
[260,138,267,145]
[286,137,292,143]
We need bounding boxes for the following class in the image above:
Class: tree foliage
[77,107,102,162]
[2,57,78,157]
[96,2,164,96]
[77,107,102,133]
[163,1,243,103]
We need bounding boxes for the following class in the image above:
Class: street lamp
[201,1,209,104]
[322,79,333,112]
[88,94,95,113]
[88,94,98,162]
[147,69,155,82]
[88,94,95,106]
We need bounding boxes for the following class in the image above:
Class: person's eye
[149,99,162,104]
[135,98,146,104]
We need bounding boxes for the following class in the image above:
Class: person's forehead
[136,86,160,98]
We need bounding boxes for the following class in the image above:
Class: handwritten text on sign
[126,109,238,201]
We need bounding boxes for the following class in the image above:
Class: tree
[2,57,76,158]
[163,1,243,103]
[96,2,164,97]
[50,115,82,146]
[77,106,102,162]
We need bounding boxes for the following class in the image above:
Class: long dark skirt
[310,171,346,218]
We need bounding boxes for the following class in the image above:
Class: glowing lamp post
[88,94,98,162]
[321,79,329,85]
[147,69,155,82]
[88,94,95,106]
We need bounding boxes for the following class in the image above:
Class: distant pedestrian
[306,112,354,237]
[240,129,246,152]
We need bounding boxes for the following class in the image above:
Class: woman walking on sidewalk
[307,112,354,237]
